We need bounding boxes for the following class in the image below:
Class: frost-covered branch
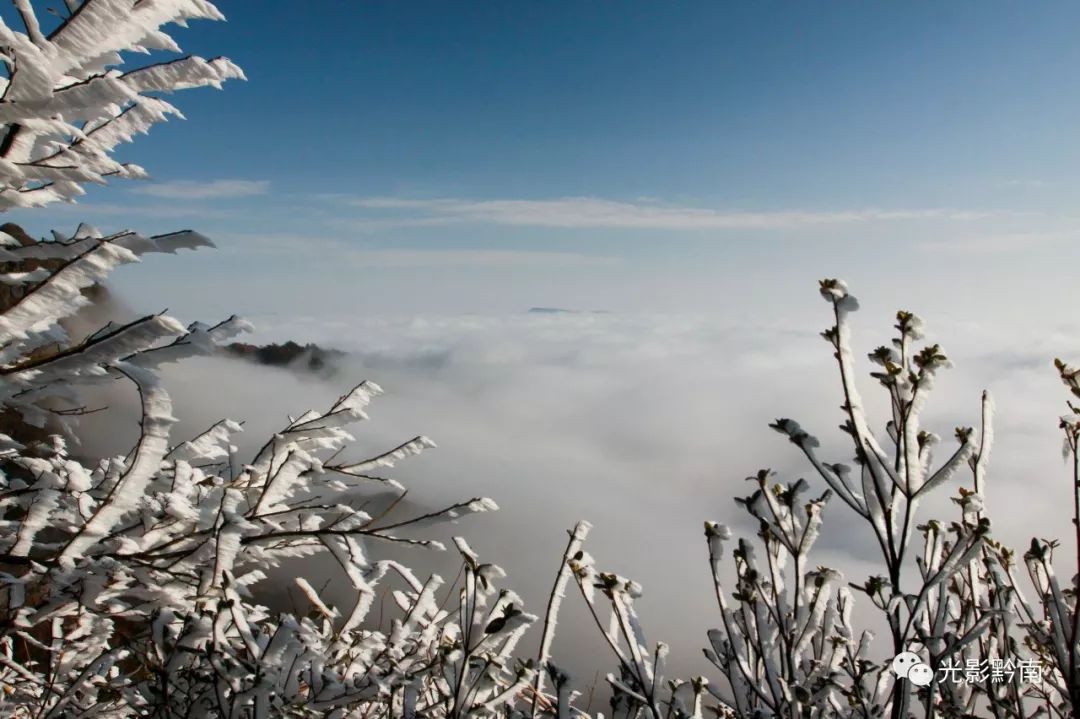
[0,0,244,210]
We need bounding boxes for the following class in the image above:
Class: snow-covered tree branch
[0,0,244,210]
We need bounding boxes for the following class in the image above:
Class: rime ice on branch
[0,3,519,716]
[0,0,244,210]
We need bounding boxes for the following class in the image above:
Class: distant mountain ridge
[527,307,610,314]
[224,341,345,374]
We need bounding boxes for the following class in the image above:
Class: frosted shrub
[0,2,527,716]
[692,280,1080,718]
[0,0,244,210]
[0,221,532,715]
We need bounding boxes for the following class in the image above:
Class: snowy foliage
[0,0,244,210]
[3,3,1080,719]
[694,280,1080,718]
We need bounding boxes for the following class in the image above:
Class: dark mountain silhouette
[224,341,345,374]
[527,307,577,314]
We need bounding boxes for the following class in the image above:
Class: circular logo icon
[891,651,922,679]
[908,663,933,687]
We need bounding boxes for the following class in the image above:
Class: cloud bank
[131,179,270,200]
[345,196,992,230]
[69,305,1080,681]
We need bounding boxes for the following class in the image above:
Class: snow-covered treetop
[0,0,243,210]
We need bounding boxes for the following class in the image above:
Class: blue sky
[123,1,1080,201]
[10,1,1080,325]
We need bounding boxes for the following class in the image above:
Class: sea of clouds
[71,301,1080,686]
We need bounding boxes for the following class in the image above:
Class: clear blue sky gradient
[8,1,1080,323]
[132,1,1080,202]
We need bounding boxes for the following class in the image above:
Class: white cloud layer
[212,234,620,267]
[42,202,239,220]
[131,179,270,200]
[71,300,1080,682]
[346,196,993,230]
